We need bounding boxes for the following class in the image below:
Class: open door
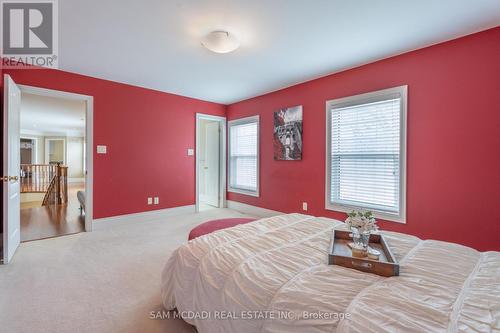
[2,75,21,264]
[195,113,227,212]
[204,122,220,207]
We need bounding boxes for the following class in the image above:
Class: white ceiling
[59,0,500,104]
[20,93,86,137]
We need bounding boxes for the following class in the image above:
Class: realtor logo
[1,0,58,68]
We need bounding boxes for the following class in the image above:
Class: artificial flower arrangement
[345,210,378,233]
[345,210,379,257]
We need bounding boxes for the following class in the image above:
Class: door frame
[18,84,94,232]
[195,113,226,212]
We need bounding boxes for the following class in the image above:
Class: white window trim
[325,85,407,223]
[228,115,260,197]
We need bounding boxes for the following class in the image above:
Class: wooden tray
[328,229,399,277]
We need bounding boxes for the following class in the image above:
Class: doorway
[2,75,94,264]
[45,138,66,165]
[195,114,226,212]
[20,137,37,164]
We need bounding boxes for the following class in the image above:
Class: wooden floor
[20,183,85,242]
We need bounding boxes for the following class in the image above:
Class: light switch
[97,145,107,154]
[154,197,159,205]
[187,149,194,156]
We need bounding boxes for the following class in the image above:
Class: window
[326,86,407,223]
[228,116,259,196]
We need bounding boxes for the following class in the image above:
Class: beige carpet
[0,208,254,333]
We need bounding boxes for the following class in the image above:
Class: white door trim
[18,84,94,232]
[195,113,227,212]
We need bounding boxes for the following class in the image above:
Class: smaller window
[228,116,260,197]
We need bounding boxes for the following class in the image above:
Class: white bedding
[161,214,500,332]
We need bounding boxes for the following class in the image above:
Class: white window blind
[228,116,259,196]
[326,86,407,222]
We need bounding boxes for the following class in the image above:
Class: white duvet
[161,214,500,332]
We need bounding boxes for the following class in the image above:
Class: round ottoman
[188,218,256,241]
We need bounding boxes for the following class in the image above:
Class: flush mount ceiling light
[201,31,240,54]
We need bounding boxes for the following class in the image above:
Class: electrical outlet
[302,202,308,211]
[187,149,194,156]
[154,197,159,205]
[147,197,153,205]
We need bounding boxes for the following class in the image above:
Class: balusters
[20,164,66,195]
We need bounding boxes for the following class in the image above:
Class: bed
[161,214,500,332]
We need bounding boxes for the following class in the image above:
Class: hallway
[20,183,85,242]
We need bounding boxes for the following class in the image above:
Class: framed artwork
[273,105,303,160]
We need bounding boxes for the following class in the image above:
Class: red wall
[2,28,499,250]
[227,27,500,251]
[2,67,225,219]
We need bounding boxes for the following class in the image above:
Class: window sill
[325,202,406,224]
[228,187,260,198]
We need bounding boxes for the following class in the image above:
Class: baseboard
[226,200,283,218]
[93,205,196,230]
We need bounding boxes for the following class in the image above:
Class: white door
[204,122,220,207]
[3,75,21,264]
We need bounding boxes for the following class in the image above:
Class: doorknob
[5,176,18,182]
